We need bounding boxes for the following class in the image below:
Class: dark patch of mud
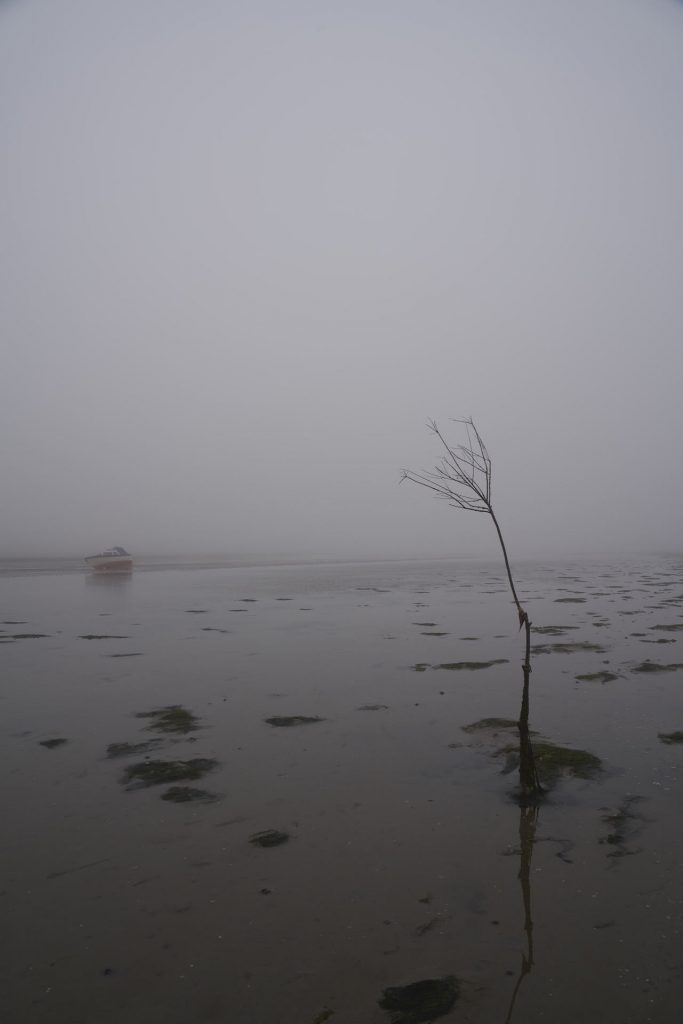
[39,738,68,749]
[412,622,437,627]
[438,659,508,671]
[106,739,164,758]
[310,1011,335,1024]
[249,829,289,847]
[12,633,51,639]
[650,623,683,632]
[201,627,230,633]
[378,976,459,1023]
[554,597,586,604]
[532,625,579,636]
[357,704,389,711]
[79,634,129,640]
[264,715,325,727]
[109,652,143,657]
[575,671,619,683]
[161,786,217,803]
[185,609,207,614]
[421,631,449,636]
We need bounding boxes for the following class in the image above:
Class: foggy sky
[2,0,683,561]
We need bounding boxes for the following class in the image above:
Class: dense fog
[2,0,682,560]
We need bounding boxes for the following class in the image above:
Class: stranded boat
[85,546,133,573]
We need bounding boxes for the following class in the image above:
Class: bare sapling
[402,417,543,799]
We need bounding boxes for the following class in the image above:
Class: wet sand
[2,556,683,1023]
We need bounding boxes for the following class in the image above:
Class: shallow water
[2,556,683,1023]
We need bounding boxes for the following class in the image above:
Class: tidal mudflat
[2,555,683,1023]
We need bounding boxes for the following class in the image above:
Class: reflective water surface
[2,556,683,1023]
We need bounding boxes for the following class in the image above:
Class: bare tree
[402,417,543,799]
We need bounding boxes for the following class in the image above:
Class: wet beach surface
[2,556,683,1023]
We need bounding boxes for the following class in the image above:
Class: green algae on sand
[531,641,607,655]
[462,717,519,733]
[412,659,508,672]
[123,758,217,789]
[658,731,683,744]
[106,739,164,758]
[633,661,683,674]
[136,705,200,734]
[498,739,603,788]
[575,671,619,683]
[264,715,325,727]
[379,976,459,1023]
[530,741,602,783]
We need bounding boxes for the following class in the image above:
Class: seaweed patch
[136,705,200,734]
[123,758,217,789]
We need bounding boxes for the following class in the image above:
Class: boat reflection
[84,572,132,588]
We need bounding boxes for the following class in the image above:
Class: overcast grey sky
[2,0,682,560]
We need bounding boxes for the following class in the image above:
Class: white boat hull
[85,551,133,573]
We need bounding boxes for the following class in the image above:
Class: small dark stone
[379,976,459,1023]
